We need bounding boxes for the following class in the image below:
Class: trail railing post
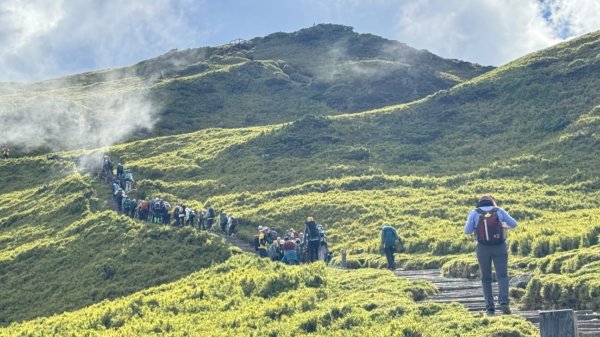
[341,249,347,269]
[540,309,578,337]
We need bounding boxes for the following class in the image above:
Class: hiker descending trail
[396,269,600,337]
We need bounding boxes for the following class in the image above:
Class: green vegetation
[0,24,490,151]
[0,157,231,324]
[1,255,537,337]
[2,25,600,336]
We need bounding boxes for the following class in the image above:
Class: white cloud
[0,0,213,82]
[390,0,600,66]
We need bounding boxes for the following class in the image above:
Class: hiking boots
[485,310,495,317]
[500,304,511,315]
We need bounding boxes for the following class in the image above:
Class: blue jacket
[464,206,517,234]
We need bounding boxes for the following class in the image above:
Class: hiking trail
[396,269,600,337]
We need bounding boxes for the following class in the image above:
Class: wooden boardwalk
[396,269,600,337]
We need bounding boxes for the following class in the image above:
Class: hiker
[219,212,229,233]
[304,217,321,263]
[163,201,171,224]
[2,146,10,159]
[114,188,124,212]
[268,237,283,261]
[173,205,181,226]
[205,206,215,230]
[123,169,134,192]
[185,206,194,225]
[227,215,238,236]
[178,205,186,226]
[139,199,149,221]
[116,163,124,178]
[129,199,138,218]
[197,209,205,229]
[381,224,399,270]
[256,226,268,258]
[281,237,300,265]
[122,195,131,215]
[464,195,517,316]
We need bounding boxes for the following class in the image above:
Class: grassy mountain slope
[0,157,232,324]
[0,24,491,151]
[1,255,537,337]
[1,26,600,335]
[100,30,600,311]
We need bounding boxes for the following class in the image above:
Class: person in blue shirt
[464,195,517,316]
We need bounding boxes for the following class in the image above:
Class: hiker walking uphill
[381,224,399,270]
[304,217,321,263]
[464,195,517,316]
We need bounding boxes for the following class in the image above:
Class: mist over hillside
[0,24,491,153]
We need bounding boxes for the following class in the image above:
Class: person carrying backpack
[123,169,134,192]
[380,224,399,270]
[205,206,215,230]
[304,216,321,263]
[122,195,131,215]
[219,212,228,233]
[227,215,238,236]
[464,195,517,316]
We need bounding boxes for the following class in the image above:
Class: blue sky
[2,0,600,82]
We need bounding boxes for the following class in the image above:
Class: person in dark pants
[464,195,517,316]
[380,224,399,270]
[304,216,321,263]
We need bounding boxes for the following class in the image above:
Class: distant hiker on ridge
[464,195,517,316]
[2,146,10,159]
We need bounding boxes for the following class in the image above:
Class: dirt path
[395,269,600,337]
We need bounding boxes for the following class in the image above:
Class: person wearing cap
[255,226,268,258]
[464,195,517,316]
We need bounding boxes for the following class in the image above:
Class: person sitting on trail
[205,206,215,230]
[122,169,134,192]
[122,195,132,215]
[129,199,137,218]
[256,226,268,258]
[219,212,228,233]
[2,146,11,159]
[281,237,300,265]
[464,195,517,316]
[227,215,238,236]
[304,216,321,263]
[114,188,124,212]
[381,224,399,270]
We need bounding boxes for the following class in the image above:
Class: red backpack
[140,201,149,211]
[475,207,505,245]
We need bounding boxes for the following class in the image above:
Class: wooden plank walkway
[396,269,600,337]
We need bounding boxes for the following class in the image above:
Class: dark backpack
[206,207,215,218]
[382,227,397,246]
[475,208,505,245]
[306,222,320,241]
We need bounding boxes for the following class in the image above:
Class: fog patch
[0,75,159,152]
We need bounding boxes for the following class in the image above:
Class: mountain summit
[0,24,491,152]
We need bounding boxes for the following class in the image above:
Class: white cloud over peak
[391,0,600,66]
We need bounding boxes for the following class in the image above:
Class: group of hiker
[98,155,517,315]
[253,216,329,265]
